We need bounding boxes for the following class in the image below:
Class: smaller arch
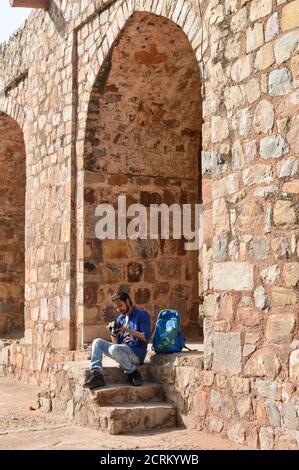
[0,110,26,338]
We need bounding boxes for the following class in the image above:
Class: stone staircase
[39,343,204,434]
[89,362,177,434]
[40,358,177,434]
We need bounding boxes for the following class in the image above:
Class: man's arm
[119,311,151,343]
[118,326,147,342]
[108,315,123,343]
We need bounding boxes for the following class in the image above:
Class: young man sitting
[83,291,151,390]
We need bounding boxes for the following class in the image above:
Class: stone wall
[199,0,299,449]
[0,0,298,449]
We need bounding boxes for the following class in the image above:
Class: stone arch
[80,0,206,102]
[0,97,26,130]
[0,110,26,337]
[80,6,204,343]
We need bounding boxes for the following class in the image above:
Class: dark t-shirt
[117,306,151,363]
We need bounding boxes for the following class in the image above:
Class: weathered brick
[274,31,299,65]
[281,0,299,32]
[255,43,274,70]
[213,332,242,375]
[269,68,293,96]
[271,286,297,306]
[253,100,274,133]
[243,165,273,186]
[283,262,299,286]
[250,0,273,21]
[243,348,281,379]
[260,135,289,159]
[289,350,299,383]
[266,314,296,344]
[273,200,297,228]
[259,427,274,450]
[246,23,264,53]
[231,54,253,82]
[213,262,254,291]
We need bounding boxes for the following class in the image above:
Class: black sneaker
[127,369,142,386]
[83,369,106,389]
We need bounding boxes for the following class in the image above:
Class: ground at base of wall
[0,377,251,451]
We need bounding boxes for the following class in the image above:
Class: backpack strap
[183,345,197,351]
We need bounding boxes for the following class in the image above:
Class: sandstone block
[204,294,219,317]
[213,332,242,375]
[213,234,229,262]
[255,379,282,400]
[282,403,299,430]
[232,107,252,137]
[260,264,280,284]
[238,307,261,326]
[237,396,252,418]
[277,157,298,178]
[281,0,299,32]
[231,7,247,32]
[249,236,269,260]
[274,31,299,65]
[271,287,297,306]
[212,174,240,199]
[283,262,299,287]
[204,318,214,370]
[286,117,299,154]
[265,12,279,41]
[246,22,264,53]
[210,389,222,411]
[273,200,297,228]
[227,421,246,444]
[250,0,273,21]
[254,286,269,310]
[243,165,272,186]
[269,68,293,96]
[260,135,289,159]
[266,313,296,344]
[206,416,224,433]
[245,79,261,103]
[213,262,254,291]
[289,349,299,382]
[211,116,229,143]
[253,100,274,133]
[230,376,250,394]
[243,348,281,379]
[213,198,230,234]
[259,427,274,450]
[282,180,299,193]
[231,54,253,82]
[267,402,281,427]
[242,344,256,357]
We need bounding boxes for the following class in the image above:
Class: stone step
[90,382,163,405]
[102,365,153,384]
[61,360,153,384]
[97,402,177,434]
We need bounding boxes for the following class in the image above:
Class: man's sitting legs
[83,338,142,389]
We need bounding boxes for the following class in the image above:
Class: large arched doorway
[83,12,202,342]
[0,112,25,337]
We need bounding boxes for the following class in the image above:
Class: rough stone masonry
[0,0,298,449]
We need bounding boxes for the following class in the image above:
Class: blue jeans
[91,338,141,374]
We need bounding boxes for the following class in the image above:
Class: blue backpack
[152,309,189,353]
